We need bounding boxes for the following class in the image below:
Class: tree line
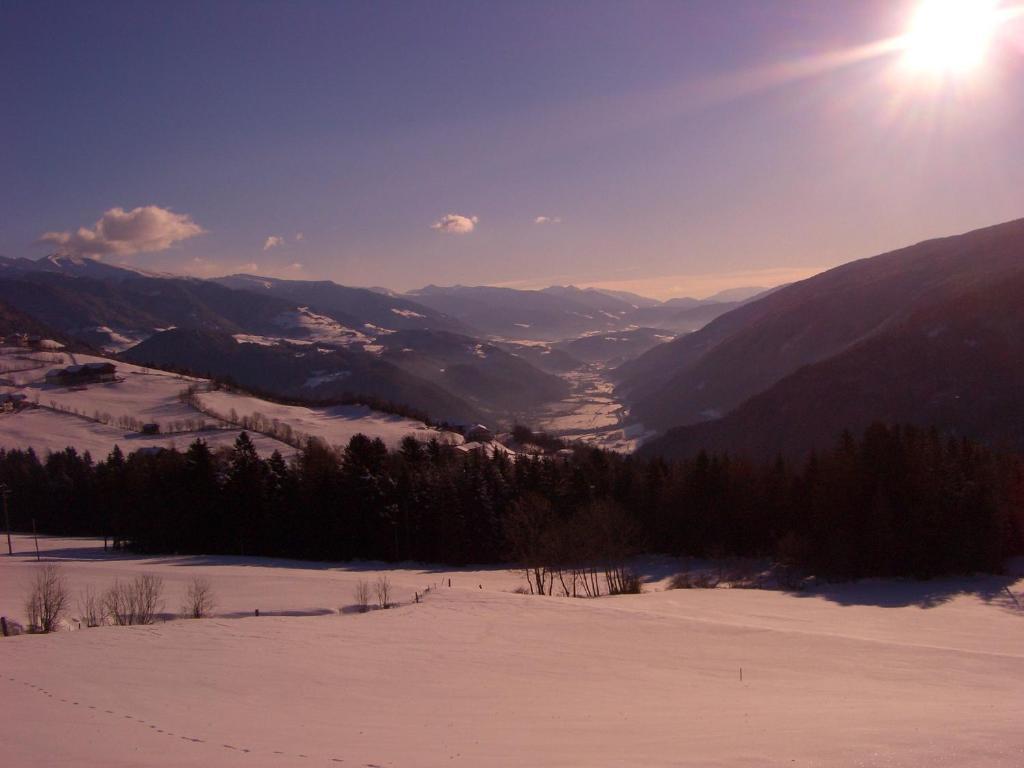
[0,422,1021,580]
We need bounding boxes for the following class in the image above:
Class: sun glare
[904,0,1002,74]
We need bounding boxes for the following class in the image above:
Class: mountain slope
[619,217,1024,430]
[214,275,470,335]
[0,254,157,281]
[0,299,77,346]
[407,285,633,341]
[375,330,570,413]
[0,272,301,348]
[122,329,482,424]
[554,327,676,366]
[640,270,1024,459]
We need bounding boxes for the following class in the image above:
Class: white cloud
[39,205,204,258]
[534,215,562,225]
[430,213,478,234]
[294,232,304,242]
[264,235,284,250]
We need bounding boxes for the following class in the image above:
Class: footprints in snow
[4,674,360,764]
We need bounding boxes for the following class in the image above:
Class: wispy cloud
[294,232,304,242]
[263,235,284,250]
[534,215,562,225]
[39,205,204,258]
[430,213,478,234]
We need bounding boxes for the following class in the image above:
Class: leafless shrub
[24,564,69,633]
[510,585,530,595]
[375,575,392,609]
[133,574,165,623]
[606,566,643,595]
[353,579,371,612]
[103,574,165,625]
[181,576,216,619]
[78,585,103,628]
[668,571,717,590]
[103,580,133,625]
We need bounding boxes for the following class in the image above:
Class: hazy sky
[2,1,1022,299]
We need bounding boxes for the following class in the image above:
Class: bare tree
[103,579,134,626]
[353,579,371,612]
[78,585,103,628]
[132,574,164,624]
[24,564,69,633]
[505,493,557,595]
[103,574,165,625]
[375,575,392,609]
[181,576,216,619]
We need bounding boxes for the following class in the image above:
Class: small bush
[24,564,69,633]
[181,576,216,619]
[374,575,392,609]
[353,579,371,612]
[78,585,103,628]
[104,574,165,625]
[668,572,718,590]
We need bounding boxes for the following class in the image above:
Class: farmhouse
[45,362,117,386]
[465,424,494,442]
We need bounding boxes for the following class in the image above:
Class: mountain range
[13,215,1022,462]
[626,217,1024,458]
[1,254,720,426]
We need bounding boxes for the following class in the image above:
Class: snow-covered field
[193,390,463,450]
[0,407,294,459]
[2,536,1022,767]
[0,347,462,458]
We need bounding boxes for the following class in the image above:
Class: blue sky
[2,0,1022,298]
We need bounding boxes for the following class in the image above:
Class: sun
[904,0,1001,74]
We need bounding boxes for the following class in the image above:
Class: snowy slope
[0,347,462,457]
[0,408,293,459]
[1,536,1022,768]
[193,390,464,449]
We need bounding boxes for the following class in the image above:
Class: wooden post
[1,616,8,637]
[1,485,11,556]
[32,519,40,562]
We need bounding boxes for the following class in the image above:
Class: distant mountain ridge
[406,283,761,340]
[627,216,1024,458]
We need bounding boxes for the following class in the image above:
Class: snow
[193,389,463,449]
[302,371,351,388]
[390,308,425,319]
[0,408,294,459]
[40,369,205,426]
[232,333,279,346]
[89,327,146,352]
[273,308,371,346]
[1,535,1022,767]
[0,348,461,458]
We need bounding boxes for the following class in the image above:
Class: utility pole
[1,483,11,556]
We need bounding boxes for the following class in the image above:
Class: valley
[7,5,1024,767]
